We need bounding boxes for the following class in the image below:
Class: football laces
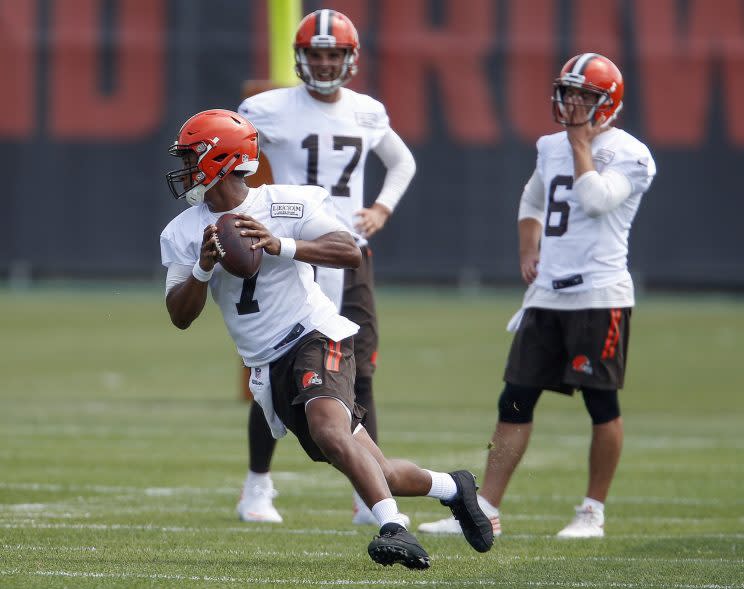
[213,234,226,258]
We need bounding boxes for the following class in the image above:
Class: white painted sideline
[0,481,739,506]
[1,521,743,542]
[0,569,742,588]
[2,544,743,566]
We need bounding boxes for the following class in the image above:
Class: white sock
[581,497,604,513]
[246,471,272,489]
[424,470,458,501]
[371,498,408,528]
[477,494,500,517]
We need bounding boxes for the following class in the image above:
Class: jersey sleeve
[356,94,390,150]
[608,142,657,196]
[535,135,549,180]
[295,186,348,241]
[159,218,200,268]
[237,90,283,144]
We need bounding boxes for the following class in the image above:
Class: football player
[419,53,656,539]
[236,9,416,525]
[160,109,492,568]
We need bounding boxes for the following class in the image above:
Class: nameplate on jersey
[271,203,304,218]
[552,274,584,290]
[355,112,379,128]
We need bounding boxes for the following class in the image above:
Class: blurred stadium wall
[2,0,743,289]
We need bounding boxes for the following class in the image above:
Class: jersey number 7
[236,273,259,315]
[301,134,362,197]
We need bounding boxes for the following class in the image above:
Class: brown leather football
[214,213,262,278]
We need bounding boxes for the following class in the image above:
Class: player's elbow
[404,152,417,177]
[171,315,193,330]
[166,292,196,330]
[344,244,362,269]
[581,201,605,218]
[330,232,362,268]
[351,247,362,268]
[168,307,194,330]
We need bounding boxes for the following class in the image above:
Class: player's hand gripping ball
[214,213,262,278]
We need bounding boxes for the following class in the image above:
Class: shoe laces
[572,505,603,525]
[240,484,278,502]
[376,523,406,539]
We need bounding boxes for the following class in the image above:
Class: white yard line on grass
[1,481,741,506]
[0,522,358,535]
[0,569,742,588]
[3,544,742,567]
[1,521,743,541]
[1,505,738,528]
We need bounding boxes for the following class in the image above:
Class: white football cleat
[556,505,604,538]
[351,497,410,527]
[418,513,501,537]
[237,482,283,523]
[352,499,379,525]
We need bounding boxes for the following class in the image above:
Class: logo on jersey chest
[593,148,615,165]
[271,203,304,218]
[355,112,379,128]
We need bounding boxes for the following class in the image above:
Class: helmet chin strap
[185,185,206,207]
[184,154,241,207]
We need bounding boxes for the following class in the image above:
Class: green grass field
[1,285,742,588]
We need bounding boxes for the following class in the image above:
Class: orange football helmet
[294,9,359,95]
[552,53,624,127]
[166,109,259,206]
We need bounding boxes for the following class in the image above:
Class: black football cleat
[368,523,431,569]
[440,470,494,552]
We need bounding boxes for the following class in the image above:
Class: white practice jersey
[238,85,390,235]
[160,185,359,367]
[534,127,656,294]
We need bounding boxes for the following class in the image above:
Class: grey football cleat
[368,523,431,569]
[440,470,494,552]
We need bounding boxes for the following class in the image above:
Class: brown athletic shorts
[341,246,379,379]
[269,331,366,462]
[504,307,632,394]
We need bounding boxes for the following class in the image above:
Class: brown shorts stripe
[601,308,622,359]
[325,340,342,372]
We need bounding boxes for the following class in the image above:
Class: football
[214,213,262,278]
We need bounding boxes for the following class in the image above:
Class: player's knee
[582,387,621,425]
[310,423,350,465]
[498,383,542,424]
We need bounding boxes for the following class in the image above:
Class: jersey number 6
[301,134,362,197]
[545,175,573,237]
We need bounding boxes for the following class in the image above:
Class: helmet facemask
[295,46,357,95]
[166,140,259,206]
[166,142,210,205]
[552,80,619,128]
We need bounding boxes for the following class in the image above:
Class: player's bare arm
[298,230,361,268]
[165,224,219,330]
[518,218,542,285]
[233,214,361,269]
[354,202,391,238]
